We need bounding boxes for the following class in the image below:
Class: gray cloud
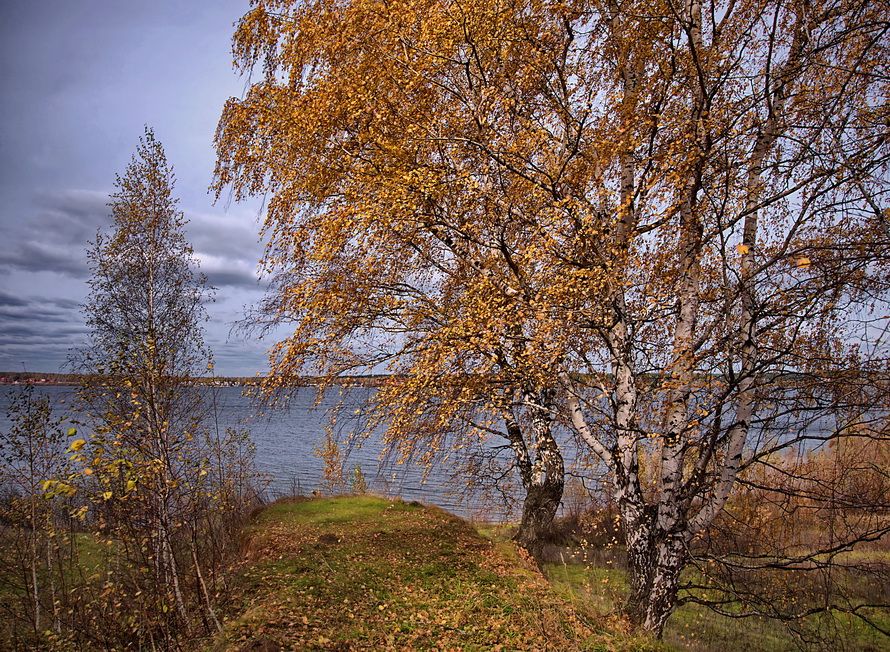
[211,340,271,374]
[0,322,87,342]
[0,293,89,372]
[0,192,266,288]
[186,210,266,289]
[0,294,81,322]
[0,294,85,332]
[0,0,268,376]
[0,290,28,308]
[0,189,109,278]
[186,210,262,259]
[203,267,264,289]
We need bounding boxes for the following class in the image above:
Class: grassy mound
[206,496,658,651]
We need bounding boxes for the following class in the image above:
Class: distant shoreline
[0,372,388,388]
[0,372,256,387]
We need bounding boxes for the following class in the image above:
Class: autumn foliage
[214,0,890,637]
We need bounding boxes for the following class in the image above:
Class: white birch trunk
[514,387,565,559]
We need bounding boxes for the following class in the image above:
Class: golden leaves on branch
[214,0,890,639]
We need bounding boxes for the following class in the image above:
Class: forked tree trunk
[503,387,565,560]
[624,526,688,637]
[514,389,564,560]
[515,474,564,559]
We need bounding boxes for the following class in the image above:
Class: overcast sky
[0,0,274,376]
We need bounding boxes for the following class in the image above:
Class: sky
[0,0,273,377]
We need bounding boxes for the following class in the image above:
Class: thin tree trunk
[160,518,191,635]
[30,527,40,634]
[45,527,60,635]
[192,545,222,633]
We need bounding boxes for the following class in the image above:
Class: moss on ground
[207,496,662,651]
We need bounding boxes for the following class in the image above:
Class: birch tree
[557,0,890,635]
[72,128,219,645]
[215,0,595,554]
[215,0,890,636]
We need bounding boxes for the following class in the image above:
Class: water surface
[0,385,519,520]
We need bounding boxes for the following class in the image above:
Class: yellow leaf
[102,491,113,500]
[736,244,749,255]
[796,257,811,268]
[126,480,137,491]
[83,468,94,476]
[69,439,86,452]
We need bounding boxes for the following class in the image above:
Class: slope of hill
[206,496,660,651]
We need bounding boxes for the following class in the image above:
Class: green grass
[545,560,628,616]
[542,550,890,652]
[0,527,93,648]
[207,496,665,651]
[663,599,890,652]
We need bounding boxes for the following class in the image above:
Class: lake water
[1,384,850,521]
[0,385,522,520]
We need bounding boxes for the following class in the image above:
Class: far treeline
[0,372,390,387]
